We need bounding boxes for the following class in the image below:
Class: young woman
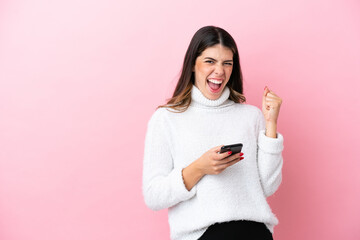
[142,25,284,240]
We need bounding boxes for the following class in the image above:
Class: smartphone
[219,143,243,156]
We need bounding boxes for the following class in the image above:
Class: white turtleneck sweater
[142,85,284,240]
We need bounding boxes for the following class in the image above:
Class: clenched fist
[262,86,282,124]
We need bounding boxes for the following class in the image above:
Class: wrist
[193,159,206,178]
[182,160,205,191]
[265,122,277,138]
[265,121,277,127]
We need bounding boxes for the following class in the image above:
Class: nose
[214,63,225,76]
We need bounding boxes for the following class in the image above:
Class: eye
[224,62,233,66]
[205,60,214,64]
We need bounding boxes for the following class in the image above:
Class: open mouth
[207,79,223,92]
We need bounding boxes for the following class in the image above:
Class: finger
[266,92,279,98]
[228,157,243,166]
[216,151,240,161]
[229,152,244,161]
[265,94,280,101]
[265,96,282,105]
[219,156,243,168]
[220,152,243,163]
[266,87,281,99]
[265,100,281,107]
[265,86,275,94]
[265,97,281,102]
[215,149,233,160]
[265,93,280,99]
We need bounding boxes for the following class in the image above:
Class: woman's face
[193,44,233,100]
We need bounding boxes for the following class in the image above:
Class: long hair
[158,26,246,112]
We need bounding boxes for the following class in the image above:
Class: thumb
[263,86,270,105]
[213,145,224,153]
[263,86,270,97]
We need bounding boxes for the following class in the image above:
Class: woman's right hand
[195,145,244,175]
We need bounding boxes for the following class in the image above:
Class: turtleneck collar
[190,84,233,108]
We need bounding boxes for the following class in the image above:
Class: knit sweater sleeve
[142,109,197,211]
[256,109,284,197]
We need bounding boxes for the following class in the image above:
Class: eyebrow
[204,57,233,62]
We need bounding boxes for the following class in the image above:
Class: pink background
[0,0,359,239]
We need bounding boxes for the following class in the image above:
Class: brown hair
[158,26,246,112]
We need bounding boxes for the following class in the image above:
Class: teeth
[208,79,222,84]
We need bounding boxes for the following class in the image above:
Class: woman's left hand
[262,86,282,124]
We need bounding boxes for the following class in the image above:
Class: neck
[190,84,233,108]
